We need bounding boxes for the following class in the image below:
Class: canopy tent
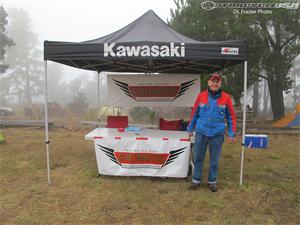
[44,10,246,73]
[43,10,248,185]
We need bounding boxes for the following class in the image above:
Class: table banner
[93,137,190,177]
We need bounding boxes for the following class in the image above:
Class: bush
[66,90,89,117]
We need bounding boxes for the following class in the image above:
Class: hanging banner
[107,74,200,107]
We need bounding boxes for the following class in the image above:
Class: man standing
[187,73,236,192]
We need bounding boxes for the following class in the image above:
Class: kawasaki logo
[104,43,185,57]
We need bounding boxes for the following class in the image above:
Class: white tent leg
[44,60,51,185]
[240,60,247,186]
[97,72,100,127]
[97,72,100,111]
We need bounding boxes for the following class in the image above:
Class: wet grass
[0,128,299,225]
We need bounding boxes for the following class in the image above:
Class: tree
[67,88,89,117]
[69,74,86,99]
[0,5,14,105]
[169,0,300,119]
[67,72,107,108]
[82,72,103,108]
[47,62,73,105]
[257,8,300,119]
[169,0,263,108]
[0,5,14,71]
[292,56,300,106]
[5,8,43,104]
[262,77,270,116]
[252,81,259,116]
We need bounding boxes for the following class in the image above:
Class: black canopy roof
[44,10,247,74]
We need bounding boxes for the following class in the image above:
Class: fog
[1,0,299,122]
[2,0,176,82]
[2,0,175,41]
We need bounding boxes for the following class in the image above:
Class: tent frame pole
[44,60,51,185]
[240,60,247,186]
[97,72,100,113]
[97,72,100,127]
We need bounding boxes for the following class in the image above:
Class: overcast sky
[2,0,176,42]
[2,0,177,80]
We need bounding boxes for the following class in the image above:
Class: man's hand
[187,132,194,141]
[188,132,194,137]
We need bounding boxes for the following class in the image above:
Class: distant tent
[273,103,300,128]
[287,113,300,127]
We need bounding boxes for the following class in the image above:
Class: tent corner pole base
[46,142,51,185]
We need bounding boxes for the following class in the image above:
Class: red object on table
[106,116,128,128]
[159,118,181,131]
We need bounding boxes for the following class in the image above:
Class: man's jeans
[192,132,224,184]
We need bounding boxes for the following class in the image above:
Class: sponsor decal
[97,144,186,169]
[104,43,185,57]
[112,79,196,102]
[221,47,239,55]
[201,0,217,10]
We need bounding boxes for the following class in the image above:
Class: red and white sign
[86,128,191,177]
[107,74,200,107]
[221,47,239,55]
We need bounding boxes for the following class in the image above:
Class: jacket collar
[207,88,222,99]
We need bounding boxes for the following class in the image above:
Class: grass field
[0,128,299,225]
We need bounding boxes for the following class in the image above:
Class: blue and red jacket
[187,89,236,138]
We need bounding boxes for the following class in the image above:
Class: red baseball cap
[208,73,221,82]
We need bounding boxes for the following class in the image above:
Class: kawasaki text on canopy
[104,43,185,57]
